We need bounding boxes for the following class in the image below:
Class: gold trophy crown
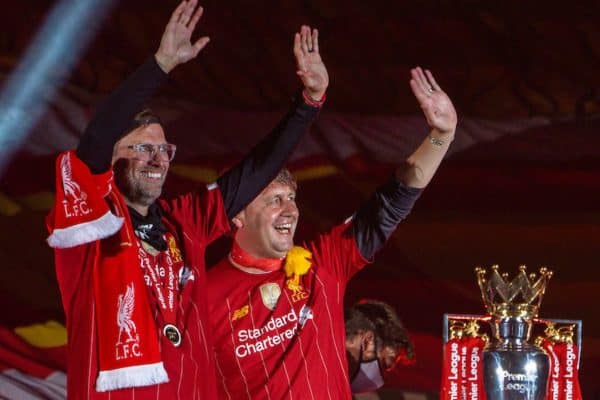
[475,265,553,319]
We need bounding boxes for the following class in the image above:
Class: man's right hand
[155,0,210,74]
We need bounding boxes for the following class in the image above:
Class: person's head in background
[345,299,415,393]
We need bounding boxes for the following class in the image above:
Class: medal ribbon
[138,233,184,336]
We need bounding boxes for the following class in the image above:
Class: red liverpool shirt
[51,184,229,400]
[207,222,368,400]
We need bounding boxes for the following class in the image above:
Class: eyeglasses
[126,143,176,162]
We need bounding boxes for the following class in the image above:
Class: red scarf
[47,151,168,391]
[230,240,283,272]
[46,151,123,248]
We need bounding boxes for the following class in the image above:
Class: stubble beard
[115,164,164,208]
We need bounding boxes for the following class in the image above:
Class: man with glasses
[46,0,328,398]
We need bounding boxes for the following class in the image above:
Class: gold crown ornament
[475,265,553,319]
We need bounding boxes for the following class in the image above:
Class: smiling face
[233,179,299,260]
[111,123,170,215]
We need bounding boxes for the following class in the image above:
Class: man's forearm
[397,128,453,189]
[76,56,168,174]
[351,177,422,260]
[217,96,321,219]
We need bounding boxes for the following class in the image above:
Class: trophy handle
[443,313,583,369]
[534,317,583,369]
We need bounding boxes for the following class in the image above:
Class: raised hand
[294,25,329,101]
[155,0,210,73]
[409,67,457,136]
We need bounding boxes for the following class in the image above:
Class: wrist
[429,129,455,147]
[302,89,326,107]
[154,52,176,74]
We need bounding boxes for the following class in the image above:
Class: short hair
[273,168,297,191]
[345,300,414,359]
[123,108,163,138]
[227,168,298,237]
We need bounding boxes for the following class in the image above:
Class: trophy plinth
[476,266,552,400]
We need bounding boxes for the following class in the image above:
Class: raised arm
[76,0,209,174]
[399,67,457,188]
[217,25,329,219]
[352,68,457,259]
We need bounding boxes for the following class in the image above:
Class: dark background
[0,0,599,397]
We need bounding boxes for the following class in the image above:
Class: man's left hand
[294,25,329,101]
[409,67,457,137]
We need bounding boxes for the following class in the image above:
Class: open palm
[410,67,457,135]
[294,25,329,100]
[156,0,210,73]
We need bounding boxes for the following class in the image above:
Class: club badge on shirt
[286,274,309,303]
[283,247,312,303]
[259,283,281,310]
[167,235,183,263]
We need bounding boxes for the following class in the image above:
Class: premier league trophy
[475,266,552,400]
[441,266,583,400]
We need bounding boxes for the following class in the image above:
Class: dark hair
[345,300,414,359]
[345,306,376,337]
[123,108,163,138]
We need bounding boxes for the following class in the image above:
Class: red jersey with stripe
[207,221,368,400]
[52,184,229,400]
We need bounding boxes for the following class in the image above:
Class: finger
[169,0,187,24]
[179,0,196,25]
[412,67,431,94]
[306,26,313,52]
[415,67,431,91]
[192,36,210,56]
[312,28,319,53]
[293,32,307,71]
[293,32,303,58]
[300,25,310,54]
[425,69,442,91]
[409,79,429,103]
[188,5,204,30]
